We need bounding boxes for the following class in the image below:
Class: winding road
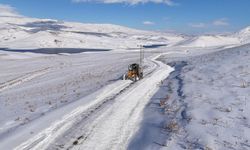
[0,53,173,150]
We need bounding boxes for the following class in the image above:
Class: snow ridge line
[0,67,50,92]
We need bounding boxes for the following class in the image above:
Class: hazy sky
[1,0,250,34]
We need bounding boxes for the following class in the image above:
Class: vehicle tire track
[0,53,171,150]
[0,67,50,92]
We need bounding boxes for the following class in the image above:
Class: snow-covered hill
[0,16,185,49]
[236,26,250,44]
[1,13,250,150]
[1,15,250,49]
[176,26,250,48]
[177,35,240,48]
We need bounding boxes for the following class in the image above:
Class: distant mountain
[0,15,249,49]
[177,26,250,48]
[0,16,185,49]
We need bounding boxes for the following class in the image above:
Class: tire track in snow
[0,53,174,150]
[12,57,160,150]
[0,68,50,92]
[45,58,160,150]
[69,58,173,150]
[11,80,132,150]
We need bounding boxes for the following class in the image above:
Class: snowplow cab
[123,63,143,81]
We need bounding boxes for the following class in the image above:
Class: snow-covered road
[69,57,173,150]
[0,53,173,150]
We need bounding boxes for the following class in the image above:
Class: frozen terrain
[0,50,174,149]
[131,44,250,150]
[0,16,185,49]
[1,14,250,150]
[1,15,250,50]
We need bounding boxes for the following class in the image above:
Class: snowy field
[0,48,174,149]
[1,14,250,150]
[0,50,142,135]
[142,44,250,150]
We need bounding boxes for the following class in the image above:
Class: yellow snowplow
[123,63,143,81]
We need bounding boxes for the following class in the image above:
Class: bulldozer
[123,63,143,81]
[123,45,144,82]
